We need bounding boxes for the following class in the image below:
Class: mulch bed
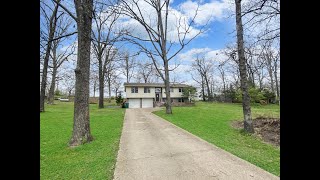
[231,117,280,147]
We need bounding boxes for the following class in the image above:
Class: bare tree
[192,55,214,101]
[119,51,137,83]
[47,20,76,104]
[242,0,280,42]
[261,39,280,100]
[112,78,121,97]
[218,62,227,101]
[115,0,206,114]
[104,49,118,103]
[191,72,206,101]
[92,4,124,108]
[40,0,61,112]
[90,72,99,98]
[136,61,154,83]
[60,67,76,97]
[235,0,254,133]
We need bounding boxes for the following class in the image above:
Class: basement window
[178,98,184,102]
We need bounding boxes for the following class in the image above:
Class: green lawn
[40,101,125,179]
[153,102,280,176]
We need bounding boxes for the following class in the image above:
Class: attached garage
[142,98,153,108]
[128,99,141,108]
[127,98,154,108]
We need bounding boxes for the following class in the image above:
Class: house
[124,83,189,108]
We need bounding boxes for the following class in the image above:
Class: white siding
[162,87,183,98]
[126,87,155,98]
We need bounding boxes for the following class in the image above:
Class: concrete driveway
[113,108,279,180]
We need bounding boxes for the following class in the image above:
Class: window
[144,87,150,93]
[179,88,183,92]
[178,98,184,102]
[164,88,174,93]
[131,87,138,93]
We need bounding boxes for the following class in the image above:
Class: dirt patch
[231,117,280,147]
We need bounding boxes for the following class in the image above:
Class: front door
[156,93,160,102]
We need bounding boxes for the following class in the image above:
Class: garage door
[142,99,153,108]
[128,99,140,108]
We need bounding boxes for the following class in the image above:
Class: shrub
[234,86,266,103]
[115,94,123,105]
[262,89,276,104]
[54,90,62,96]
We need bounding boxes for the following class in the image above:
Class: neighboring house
[124,83,189,108]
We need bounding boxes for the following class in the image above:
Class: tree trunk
[69,0,93,147]
[204,75,212,101]
[219,68,226,101]
[48,66,57,104]
[126,55,129,83]
[274,60,280,100]
[235,0,254,133]
[201,76,205,101]
[266,53,275,95]
[93,79,96,98]
[251,71,255,87]
[258,70,263,90]
[40,1,60,112]
[98,54,104,108]
[108,77,111,103]
[164,60,172,114]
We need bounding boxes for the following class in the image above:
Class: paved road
[113,108,279,180]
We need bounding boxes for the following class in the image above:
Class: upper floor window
[179,88,183,92]
[164,88,174,93]
[131,87,138,93]
[144,87,150,93]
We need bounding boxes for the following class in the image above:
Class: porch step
[154,102,165,107]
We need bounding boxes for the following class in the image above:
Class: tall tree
[48,36,75,104]
[54,0,94,146]
[192,55,214,101]
[218,62,227,101]
[92,4,123,108]
[191,73,206,101]
[115,0,205,114]
[69,0,94,146]
[104,49,118,103]
[235,0,254,133]
[40,0,61,112]
[119,51,137,83]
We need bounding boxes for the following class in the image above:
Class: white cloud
[179,0,231,25]
[116,0,230,44]
[178,47,229,63]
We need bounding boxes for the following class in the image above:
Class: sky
[42,0,274,97]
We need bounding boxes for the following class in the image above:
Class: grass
[153,101,280,176]
[40,101,125,179]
